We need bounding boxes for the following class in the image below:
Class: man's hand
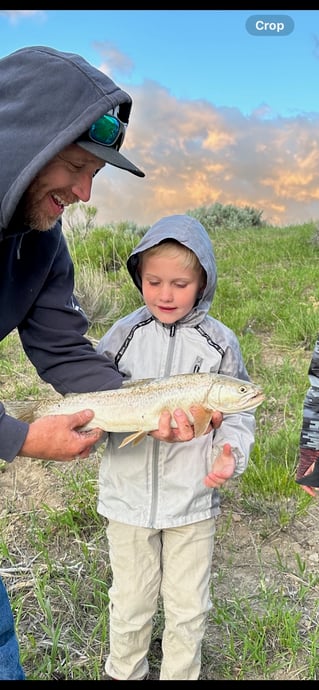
[204,442,235,489]
[18,409,104,462]
[150,408,223,443]
[296,448,319,498]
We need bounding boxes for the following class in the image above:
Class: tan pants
[104,517,216,680]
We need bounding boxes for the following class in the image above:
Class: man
[0,46,222,680]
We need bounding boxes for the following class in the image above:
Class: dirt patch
[1,457,65,514]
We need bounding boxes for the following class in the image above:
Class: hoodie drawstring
[17,236,23,260]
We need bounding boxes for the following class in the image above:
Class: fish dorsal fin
[191,405,213,438]
[121,377,155,389]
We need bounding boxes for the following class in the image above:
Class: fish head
[207,374,265,413]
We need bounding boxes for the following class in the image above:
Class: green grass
[1,220,319,679]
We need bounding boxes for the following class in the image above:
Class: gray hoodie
[0,46,142,462]
[0,45,141,233]
[96,215,256,528]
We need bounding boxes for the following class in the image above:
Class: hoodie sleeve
[211,335,256,477]
[0,405,29,462]
[0,231,124,462]
[17,232,123,397]
[0,234,123,462]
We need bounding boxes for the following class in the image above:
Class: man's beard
[9,188,60,233]
[24,203,59,232]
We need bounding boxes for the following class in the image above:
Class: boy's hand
[151,409,223,443]
[204,442,235,489]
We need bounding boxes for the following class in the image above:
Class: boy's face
[140,251,205,325]
[19,144,105,232]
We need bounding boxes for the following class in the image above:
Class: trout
[5,372,265,449]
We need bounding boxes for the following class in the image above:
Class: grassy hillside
[1,220,319,680]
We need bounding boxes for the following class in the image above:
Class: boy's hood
[0,45,143,233]
[127,214,217,314]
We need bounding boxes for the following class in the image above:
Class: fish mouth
[221,390,265,414]
[252,392,265,406]
[240,391,265,410]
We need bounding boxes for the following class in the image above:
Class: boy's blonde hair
[139,240,206,286]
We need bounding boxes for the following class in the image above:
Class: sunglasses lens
[90,115,120,146]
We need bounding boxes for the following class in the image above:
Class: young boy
[96,214,257,680]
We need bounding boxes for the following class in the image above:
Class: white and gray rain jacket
[96,214,256,528]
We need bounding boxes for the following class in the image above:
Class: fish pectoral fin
[191,405,213,438]
[118,431,147,449]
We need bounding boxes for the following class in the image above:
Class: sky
[1,9,319,228]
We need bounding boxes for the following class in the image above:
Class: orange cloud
[91,80,319,229]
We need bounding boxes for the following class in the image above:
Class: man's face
[21,144,106,232]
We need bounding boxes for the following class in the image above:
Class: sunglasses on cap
[88,114,126,150]
[76,112,145,177]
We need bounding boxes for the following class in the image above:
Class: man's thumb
[71,408,95,427]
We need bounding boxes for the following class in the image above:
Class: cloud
[91,79,319,228]
[1,27,317,229]
[93,41,134,79]
[0,10,46,24]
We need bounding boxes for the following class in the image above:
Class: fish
[5,372,265,449]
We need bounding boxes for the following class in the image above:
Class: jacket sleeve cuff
[0,414,29,462]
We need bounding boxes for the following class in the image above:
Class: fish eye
[239,385,247,393]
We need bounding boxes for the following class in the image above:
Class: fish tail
[4,400,38,423]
